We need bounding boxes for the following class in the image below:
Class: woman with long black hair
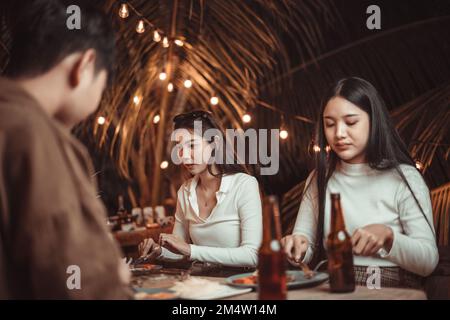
[139,110,262,267]
[281,77,438,288]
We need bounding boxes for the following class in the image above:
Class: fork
[298,259,328,279]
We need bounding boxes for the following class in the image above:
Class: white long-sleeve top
[293,162,439,277]
[159,172,262,267]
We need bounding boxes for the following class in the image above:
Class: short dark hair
[4,0,115,78]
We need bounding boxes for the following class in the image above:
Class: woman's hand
[159,233,191,257]
[351,224,394,256]
[280,234,309,264]
[138,238,162,261]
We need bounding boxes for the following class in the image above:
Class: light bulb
[313,145,321,153]
[162,37,169,48]
[242,114,251,123]
[159,72,167,81]
[160,161,169,169]
[97,116,106,125]
[153,114,160,124]
[118,3,129,19]
[184,80,192,88]
[167,83,174,92]
[415,160,424,170]
[136,20,145,34]
[280,129,288,139]
[210,96,219,105]
[325,145,331,153]
[133,96,140,105]
[174,39,184,47]
[153,30,161,42]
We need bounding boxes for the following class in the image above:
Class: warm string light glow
[313,145,321,153]
[167,83,174,92]
[184,80,192,88]
[153,30,161,42]
[325,145,331,153]
[97,116,106,125]
[159,72,167,81]
[160,161,169,169]
[242,114,251,123]
[174,39,184,47]
[210,97,219,105]
[136,20,145,33]
[153,114,161,124]
[118,3,129,19]
[415,160,424,171]
[162,37,169,48]
[280,129,288,139]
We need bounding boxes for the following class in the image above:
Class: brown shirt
[0,77,130,299]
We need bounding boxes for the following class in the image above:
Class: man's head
[4,0,115,126]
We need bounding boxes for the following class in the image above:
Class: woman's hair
[307,77,434,266]
[173,110,248,177]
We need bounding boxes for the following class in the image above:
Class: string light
[133,96,141,105]
[160,161,169,169]
[415,160,424,171]
[153,30,161,42]
[210,97,219,105]
[167,83,174,92]
[97,116,106,125]
[280,129,288,140]
[242,114,251,123]
[184,80,192,88]
[159,72,167,81]
[153,114,160,124]
[118,3,129,19]
[325,145,331,153]
[313,145,321,153]
[162,37,169,48]
[136,20,145,34]
[174,39,184,47]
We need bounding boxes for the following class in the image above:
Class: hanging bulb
[280,129,288,140]
[162,37,169,48]
[153,114,160,124]
[136,20,145,34]
[210,97,219,105]
[153,30,161,42]
[242,113,251,123]
[167,83,174,92]
[118,3,129,19]
[415,160,424,170]
[133,95,141,105]
[313,145,321,153]
[159,72,167,81]
[160,161,169,169]
[97,116,106,125]
[184,80,192,88]
[174,39,184,47]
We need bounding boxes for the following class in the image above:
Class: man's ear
[69,49,97,88]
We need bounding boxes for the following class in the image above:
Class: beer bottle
[326,193,355,292]
[258,195,287,300]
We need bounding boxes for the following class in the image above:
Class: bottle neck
[261,196,282,245]
[330,194,346,233]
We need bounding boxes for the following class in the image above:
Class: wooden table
[132,270,427,300]
[202,276,427,300]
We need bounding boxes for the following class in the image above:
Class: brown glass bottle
[258,196,287,300]
[326,193,355,292]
